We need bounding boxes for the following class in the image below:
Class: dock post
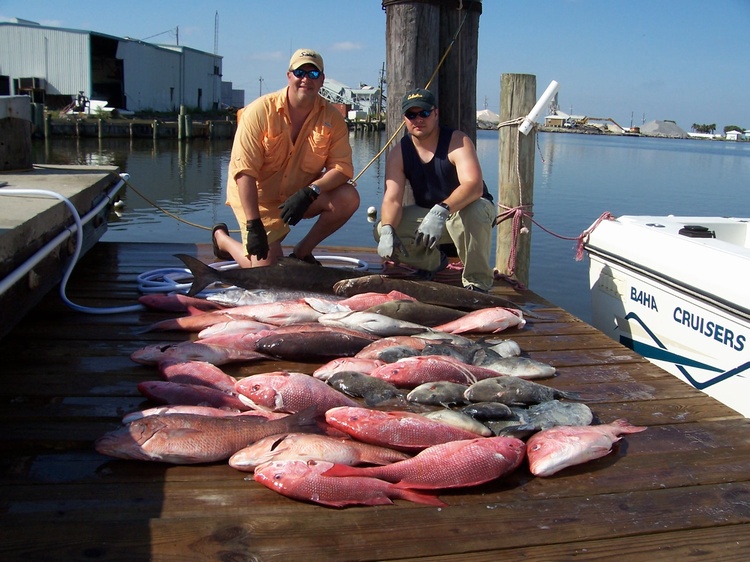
[496,73,536,287]
[178,105,186,140]
[153,120,159,141]
[44,112,51,139]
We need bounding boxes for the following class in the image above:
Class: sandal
[211,223,233,260]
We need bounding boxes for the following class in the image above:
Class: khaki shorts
[226,192,291,246]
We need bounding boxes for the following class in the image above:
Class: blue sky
[2,0,747,129]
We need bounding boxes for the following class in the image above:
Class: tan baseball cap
[288,48,324,72]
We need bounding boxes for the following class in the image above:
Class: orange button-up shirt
[226,87,353,213]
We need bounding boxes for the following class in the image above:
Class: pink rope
[493,208,616,270]
[575,211,615,260]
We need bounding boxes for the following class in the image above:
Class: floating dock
[0,240,748,560]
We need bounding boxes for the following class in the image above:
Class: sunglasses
[404,109,433,120]
[292,68,321,80]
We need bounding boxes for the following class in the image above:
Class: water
[31,132,750,323]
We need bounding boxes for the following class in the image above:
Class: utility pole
[259,77,264,98]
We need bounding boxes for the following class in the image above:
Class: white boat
[584,215,750,418]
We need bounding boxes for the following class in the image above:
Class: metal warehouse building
[0,18,232,113]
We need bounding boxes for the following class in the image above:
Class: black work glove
[245,219,269,261]
[278,186,318,226]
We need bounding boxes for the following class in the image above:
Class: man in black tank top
[374,88,495,292]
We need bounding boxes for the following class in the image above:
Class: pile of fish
[95,268,647,508]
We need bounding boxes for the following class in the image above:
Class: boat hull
[585,216,750,418]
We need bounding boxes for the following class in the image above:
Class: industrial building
[0,18,244,113]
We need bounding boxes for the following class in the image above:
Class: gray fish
[424,410,492,436]
[366,300,467,327]
[406,381,469,407]
[515,400,593,431]
[460,401,514,421]
[318,310,432,337]
[177,254,367,297]
[472,352,557,379]
[464,376,582,406]
[377,345,422,363]
[485,339,522,358]
[254,326,377,361]
[205,287,321,307]
[333,275,523,311]
[421,342,477,364]
[326,371,405,406]
[412,330,475,347]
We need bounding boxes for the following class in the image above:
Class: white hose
[0,174,142,314]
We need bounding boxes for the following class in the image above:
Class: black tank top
[400,126,492,208]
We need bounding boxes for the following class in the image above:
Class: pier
[0,227,747,558]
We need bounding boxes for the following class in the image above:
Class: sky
[1,0,748,130]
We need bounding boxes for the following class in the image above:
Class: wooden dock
[0,241,748,560]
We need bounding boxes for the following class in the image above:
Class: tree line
[691,123,745,134]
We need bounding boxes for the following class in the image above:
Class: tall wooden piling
[496,73,536,287]
[382,0,482,144]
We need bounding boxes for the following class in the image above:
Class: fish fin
[287,405,322,429]
[559,390,586,402]
[175,254,219,297]
[321,463,362,478]
[393,488,447,507]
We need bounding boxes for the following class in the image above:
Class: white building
[0,19,241,112]
[319,78,383,116]
[725,130,746,141]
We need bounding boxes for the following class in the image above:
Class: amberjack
[176,254,367,297]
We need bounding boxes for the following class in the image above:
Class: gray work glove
[377,224,408,262]
[415,204,450,250]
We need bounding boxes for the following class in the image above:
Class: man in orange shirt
[213,48,358,266]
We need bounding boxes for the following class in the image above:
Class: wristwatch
[308,184,321,197]
[437,202,450,213]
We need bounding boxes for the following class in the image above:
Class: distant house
[0,18,242,112]
[725,130,745,141]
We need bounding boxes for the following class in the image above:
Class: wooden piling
[382,0,441,144]
[437,0,482,144]
[383,0,482,143]
[496,73,536,287]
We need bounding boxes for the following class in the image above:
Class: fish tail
[394,487,446,507]
[559,390,586,401]
[286,405,322,430]
[175,254,220,297]
[612,418,648,434]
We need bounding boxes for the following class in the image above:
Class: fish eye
[252,384,261,391]
[273,472,283,480]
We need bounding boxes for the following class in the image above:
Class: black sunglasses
[404,109,434,120]
[292,68,321,80]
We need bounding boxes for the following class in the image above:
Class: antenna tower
[214,11,219,54]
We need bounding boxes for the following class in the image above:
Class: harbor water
[31,131,750,323]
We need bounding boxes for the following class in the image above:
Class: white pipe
[518,80,559,135]
[0,173,142,313]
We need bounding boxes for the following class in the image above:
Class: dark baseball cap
[402,88,436,113]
